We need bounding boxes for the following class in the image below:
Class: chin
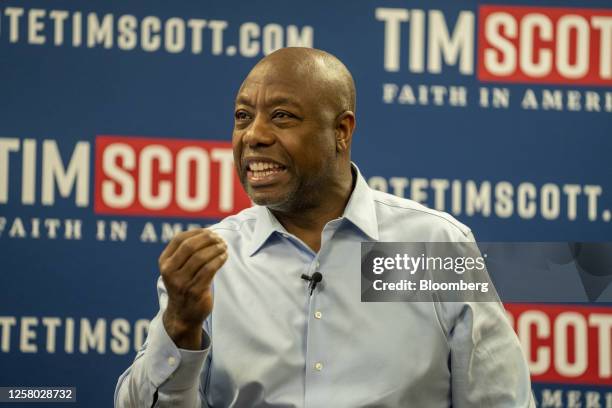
[246,184,297,210]
[249,192,286,208]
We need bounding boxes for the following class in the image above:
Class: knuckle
[198,261,211,275]
[171,231,188,245]
[209,256,224,272]
[202,229,215,242]
[159,260,170,275]
[178,229,194,239]
[182,239,197,254]
[174,229,198,245]
[209,228,222,239]
[213,243,223,254]
[193,251,206,266]
[213,255,227,272]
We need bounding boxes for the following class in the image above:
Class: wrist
[162,310,204,350]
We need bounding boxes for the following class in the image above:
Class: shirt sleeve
[433,231,536,407]
[114,277,211,408]
[439,300,536,407]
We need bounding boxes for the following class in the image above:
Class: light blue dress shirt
[115,165,535,408]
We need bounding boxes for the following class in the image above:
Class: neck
[271,166,354,253]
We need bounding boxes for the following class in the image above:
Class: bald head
[232,47,357,213]
[244,47,356,115]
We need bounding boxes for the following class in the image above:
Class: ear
[334,111,356,153]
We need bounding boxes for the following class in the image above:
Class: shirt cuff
[144,313,210,390]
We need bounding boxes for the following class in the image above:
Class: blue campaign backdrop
[1,0,611,406]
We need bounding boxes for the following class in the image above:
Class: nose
[242,113,275,148]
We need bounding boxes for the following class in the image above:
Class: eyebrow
[235,95,303,110]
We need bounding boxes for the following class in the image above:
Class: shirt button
[314,311,322,319]
[314,362,323,371]
[168,356,176,366]
[315,261,320,269]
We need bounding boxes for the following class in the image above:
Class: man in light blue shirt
[115,47,534,407]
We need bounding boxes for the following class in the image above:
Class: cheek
[296,143,333,172]
[318,130,338,157]
[232,132,243,168]
[231,129,242,146]
[278,128,335,170]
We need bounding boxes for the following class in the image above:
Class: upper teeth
[250,162,281,171]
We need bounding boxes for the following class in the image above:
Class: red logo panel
[94,136,251,218]
[478,6,612,85]
[506,303,612,385]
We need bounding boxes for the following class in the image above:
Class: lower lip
[246,168,288,187]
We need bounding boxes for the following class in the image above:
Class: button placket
[305,254,326,406]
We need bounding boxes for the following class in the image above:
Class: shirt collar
[342,163,380,241]
[247,205,288,256]
[247,162,379,256]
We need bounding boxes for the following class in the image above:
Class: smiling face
[232,52,344,212]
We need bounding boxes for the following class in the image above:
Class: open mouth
[245,160,288,186]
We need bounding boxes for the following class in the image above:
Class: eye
[272,110,295,120]
[234,110,251,121]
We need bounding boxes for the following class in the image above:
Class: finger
[189,251,228,291]
[159,229,202,263]
[178,240,227,281]
[165,230,223,272]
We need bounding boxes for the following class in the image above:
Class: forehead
[235,65,321,109]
